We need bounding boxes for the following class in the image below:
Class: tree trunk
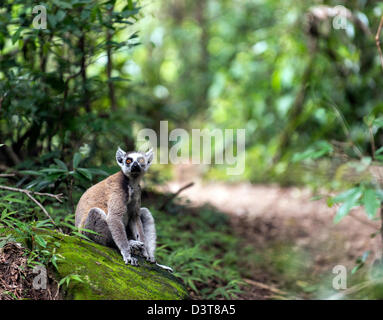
[106,29,116,111]
[79,32,90,113]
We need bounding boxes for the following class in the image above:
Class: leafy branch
[0,185,63,232]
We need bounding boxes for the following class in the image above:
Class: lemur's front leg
[107,197,139,266]
[107,216,138,266]
[128,215,150,261]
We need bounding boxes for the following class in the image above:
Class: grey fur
[75,148,167,268]
[140,207,156,262]
[83,207,112,246]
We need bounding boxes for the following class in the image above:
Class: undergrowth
[151,200,244,299]
[0,174,244,300]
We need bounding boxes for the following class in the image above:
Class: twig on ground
[243,278,291,298]
[0,174,16,178]
[159,182,195,210]
[327,280,376,300]
[0,185,63,232]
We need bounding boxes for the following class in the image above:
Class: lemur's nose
[131,162,141,172]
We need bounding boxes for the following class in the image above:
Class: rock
[0,227,188,300]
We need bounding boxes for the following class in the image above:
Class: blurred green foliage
[127,0,383,183]
[2,0,383,183]
[153,204,243,299]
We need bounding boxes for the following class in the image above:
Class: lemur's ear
[145,148,154,167]
[116,147,126,166]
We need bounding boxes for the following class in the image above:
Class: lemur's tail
[156,263,173,273]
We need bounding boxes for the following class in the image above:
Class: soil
[0,242,60,300]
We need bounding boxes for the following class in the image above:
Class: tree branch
[0,173,16,178]
[159,182,195,210]
[0,185,64,232]
[0,185,63,202]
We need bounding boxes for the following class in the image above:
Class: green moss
[0,227,188,300]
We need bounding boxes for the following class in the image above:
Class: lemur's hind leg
[140,207,157,263]
[82,208,113,246]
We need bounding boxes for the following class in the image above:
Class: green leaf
[40,168,67,174]
[364,114,375,127]
[19,170,44,176]
[292,141,333,163]
[51,255,59,270]
[373,117,383,129]
[71,231,91,241]
[333,188,362,224]
[54,159,68,171]
[351,251,370,274]
[73,152,82,169]
[332,187,359,204]
[55,10,66,22]
[1,209,16,221]
[34,235,47,248]
[375,146,383,156]
[376,190,383,201]
[36,219,53,228]
[86,168,109,176]
[52,0,73,9]
[4,196,28,205]
[362,189,381,219]
[11,27,23,44]
[43,42,50,56]
[76,168,92,180]
[76,227,99,235]
[69,274,83,283]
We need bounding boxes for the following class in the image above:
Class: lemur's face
[116,148,153,179]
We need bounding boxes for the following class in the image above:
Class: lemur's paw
[124,256,138,266]
[129,240,146,256]
[129,240,145,250]
[121,251,138,266]
[146,255,156,264]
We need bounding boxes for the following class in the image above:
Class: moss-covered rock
[0,227,188,300]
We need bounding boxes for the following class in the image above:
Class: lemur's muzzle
[131,162,141,173]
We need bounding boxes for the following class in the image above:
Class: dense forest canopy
[1,0,383,186]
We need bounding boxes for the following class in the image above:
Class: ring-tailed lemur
[75,147,172,272]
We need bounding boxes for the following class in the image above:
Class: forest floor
[2,167,382,300]
[160,170,382,299]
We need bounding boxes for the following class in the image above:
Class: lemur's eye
[126,158,132,165]
[139,158,145,164]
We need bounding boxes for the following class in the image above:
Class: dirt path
[160,178,382,299]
